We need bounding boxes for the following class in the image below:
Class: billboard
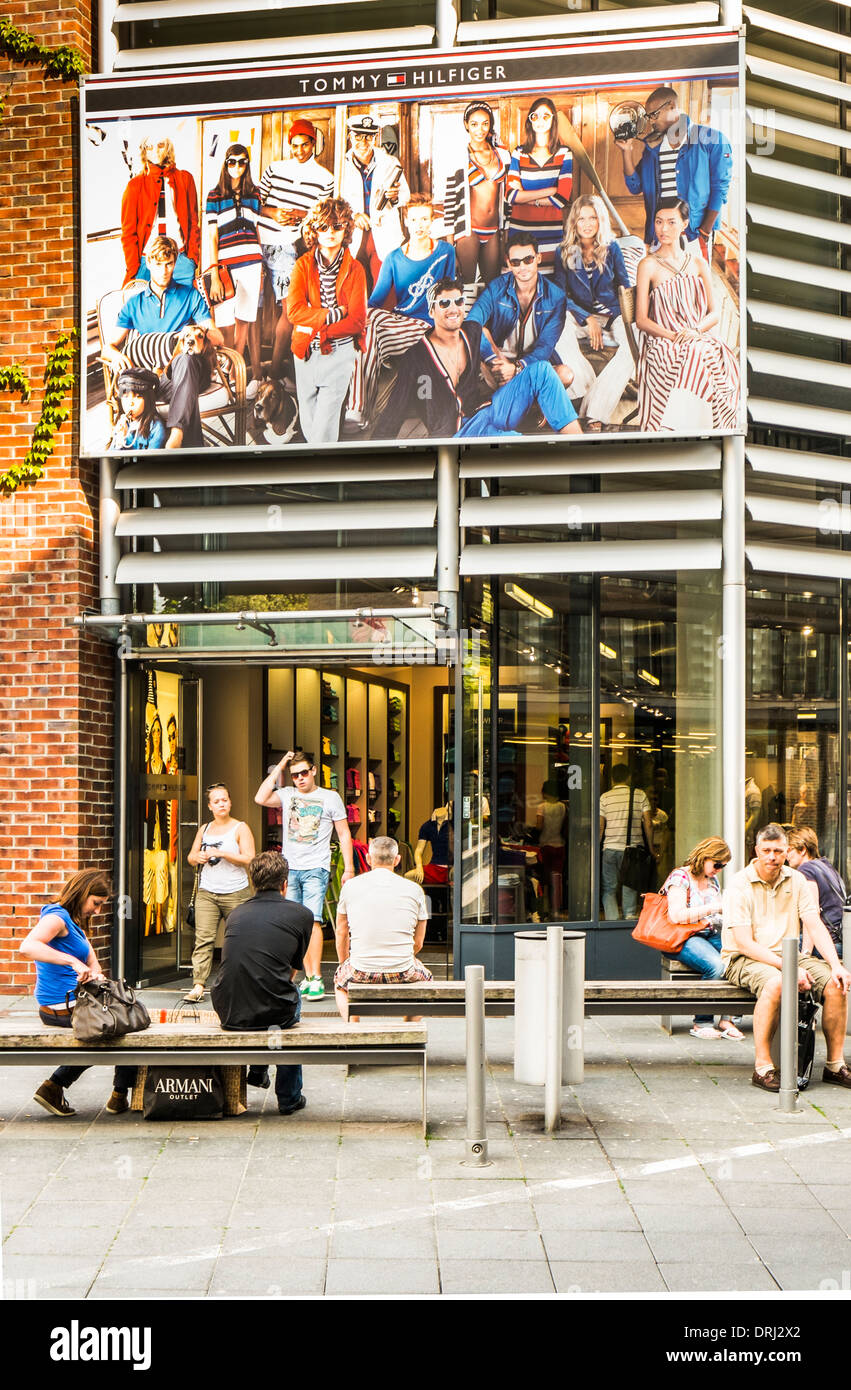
[81,31,743,455]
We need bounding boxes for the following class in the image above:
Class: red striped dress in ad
[506,147,573,269]
[637,267,740,433]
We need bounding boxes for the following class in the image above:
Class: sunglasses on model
[291,768,312,779]
[436,295,465,309]
[508,254,537,267]
[226,156,248,167]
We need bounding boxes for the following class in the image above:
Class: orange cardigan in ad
[287,249,367,360]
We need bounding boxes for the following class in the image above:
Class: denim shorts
[286,867,330,923]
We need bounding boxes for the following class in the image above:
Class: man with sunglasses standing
[255,750,354,999]
[615,86,732,258]
[467,232,573,393]
[375,275,582,440]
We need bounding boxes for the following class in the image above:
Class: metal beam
[722,436,746,873]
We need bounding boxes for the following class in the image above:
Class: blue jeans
[246,994,303,1111]
[601,848,638,920]
[665,929,724,1024]
[286,866,330,924]
[458,360,579,438]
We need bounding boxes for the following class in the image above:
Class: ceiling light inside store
[599,643,617,659]
[504,583,553,619]
[638,669,660,686]
[797,711,817,720]
[802,626,814,636]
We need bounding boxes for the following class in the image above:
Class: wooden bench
[348,977,756,1023]
[0,1017,428,1135]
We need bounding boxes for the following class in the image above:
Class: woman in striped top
[635,197,739,433]
[506,98,573,273]
[205,144,264,396]
[443,102,510,290]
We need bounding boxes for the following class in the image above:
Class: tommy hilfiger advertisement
[80,31,743,456]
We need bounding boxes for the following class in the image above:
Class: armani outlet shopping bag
[142,1066,225,1120]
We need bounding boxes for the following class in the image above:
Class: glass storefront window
[746,574,840,864]
[495,576,593,924]
[599,572,722,921]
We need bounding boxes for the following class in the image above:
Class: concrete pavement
[3,985,851,1298]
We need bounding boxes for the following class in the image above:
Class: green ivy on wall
[0,21,84,492]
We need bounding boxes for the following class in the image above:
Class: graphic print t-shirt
[276,786,346,870]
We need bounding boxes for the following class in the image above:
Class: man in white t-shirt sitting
[334,836,432,1021]
[599,763,656,920]
[255,749,354,1000]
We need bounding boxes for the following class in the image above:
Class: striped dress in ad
[637,267,740,433]
[506,147,573,269]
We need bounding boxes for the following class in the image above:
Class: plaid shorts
[334,959,433,991]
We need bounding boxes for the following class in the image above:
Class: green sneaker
[306,976,325,1000]
[298,976,312,996]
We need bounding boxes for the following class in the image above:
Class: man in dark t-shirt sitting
[211,850,313,1115]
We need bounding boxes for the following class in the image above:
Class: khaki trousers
[191,886,252,986]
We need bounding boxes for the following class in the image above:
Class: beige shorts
[725,951,833,1001]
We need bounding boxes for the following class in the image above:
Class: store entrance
[129,655,455,984]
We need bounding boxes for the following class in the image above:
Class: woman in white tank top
[185,782,255,1001]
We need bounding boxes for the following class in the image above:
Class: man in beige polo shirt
[723,823,851,1093]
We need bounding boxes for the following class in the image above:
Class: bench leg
[660,1011,673,1035]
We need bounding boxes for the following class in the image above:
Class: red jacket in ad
[121,167,201,285]
[287,249,367,360]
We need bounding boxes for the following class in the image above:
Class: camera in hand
[609,100,649,143]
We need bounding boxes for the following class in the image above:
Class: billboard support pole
[722,434,746,872]
[435,0,458,47]
[721,0,743,27]
[100,457,120,616]
[437,445,460,631]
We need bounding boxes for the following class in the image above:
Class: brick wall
[0,4,115,993]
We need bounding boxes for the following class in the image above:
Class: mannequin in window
[535,780,566,917]
[406,806,452,885]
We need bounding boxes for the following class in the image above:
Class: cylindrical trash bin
[514,929,585,1086]
[843,904,851,965]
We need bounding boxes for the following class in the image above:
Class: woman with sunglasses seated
[205,144,264,398]
[553,195,633,430]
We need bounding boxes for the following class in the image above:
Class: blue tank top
[34,904,91,1006]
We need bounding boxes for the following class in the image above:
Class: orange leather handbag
[631,885,707,954]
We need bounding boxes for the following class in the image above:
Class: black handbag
[70,978,151,1044]
[797,991,821,1091]
[617,786,656,894]
[142,1066,225,1120]
[186,857,201,930]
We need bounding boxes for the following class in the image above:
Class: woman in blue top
[553,194,634,430]
[20,869,136,1117]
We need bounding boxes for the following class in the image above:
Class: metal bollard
[777,936,799,1114]
[463,965,491,1167]
[544,924,564,1134]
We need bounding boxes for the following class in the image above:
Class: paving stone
[541,1229,654,1262]
[629,1204,745,1235]
[94,1256,217,1292]
[548,1260,667,1293]
[209,1255,327,1295]
[325,1259,439,1295]
[439,1259,555,1294]
[330,1224,436,1259]
[1,1225,116,1258]
[436,1229,546,1261]
[531,1200,640,1232]
[108,1225,225,1258]
[620,1177,726,1206]
[644,1231,763,1264]
[763,1262,851,1292]
[659,1264,779,1292]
